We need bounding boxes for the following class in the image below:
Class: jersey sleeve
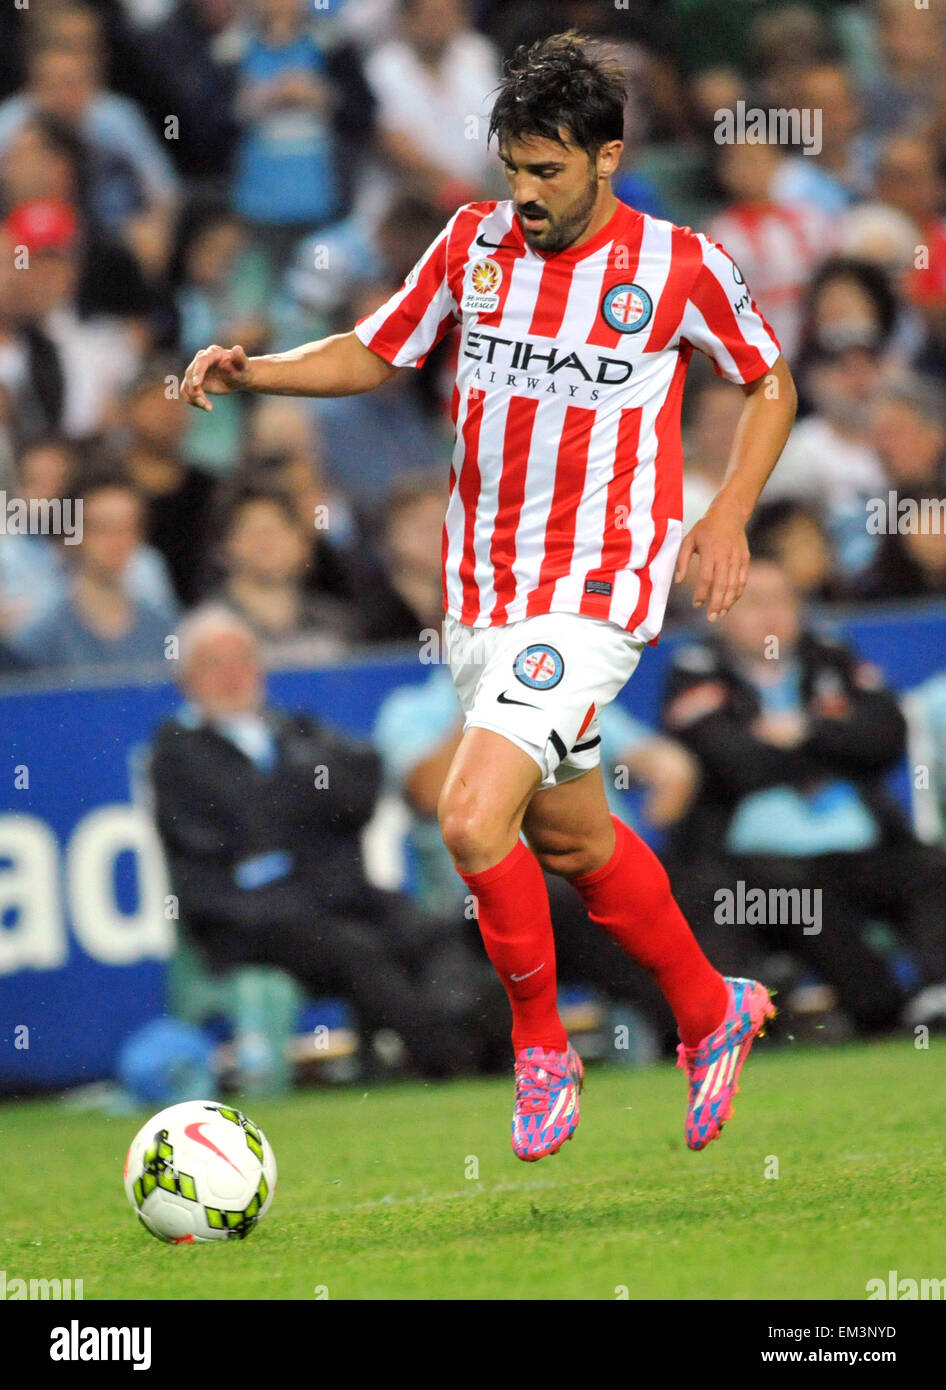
[353,214,461,369]
[677,232,781,384]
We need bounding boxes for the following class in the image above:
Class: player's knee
[440,812,505,872]
[438,792,507,872]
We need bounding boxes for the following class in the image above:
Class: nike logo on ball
[184,1121,244,1176]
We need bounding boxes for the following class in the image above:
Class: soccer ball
[123,1100,277,1243]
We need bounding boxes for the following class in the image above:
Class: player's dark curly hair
[488,31,627,160]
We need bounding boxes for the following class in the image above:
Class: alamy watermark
[866,1269,945,1300]
[0,493,82,543]
[714,880,822,935]
[418,620,494,669]
[1,1268,83,1299]
[715,100,822,157]
[866,491,945,535]
[50,1321,151,1370]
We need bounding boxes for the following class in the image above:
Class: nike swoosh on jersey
[475,233,517,250]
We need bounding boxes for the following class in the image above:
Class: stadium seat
[167,928,365,1091]
[167,932,301,1095]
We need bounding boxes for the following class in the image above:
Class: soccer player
[183,33,798,1161]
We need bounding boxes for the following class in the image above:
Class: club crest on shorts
[601,282,652,333]
[513,644,564,691]
[462,258,502,313]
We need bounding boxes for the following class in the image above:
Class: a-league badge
[513,644,564,690]
[462,258,503,313]
[601,282,653,333]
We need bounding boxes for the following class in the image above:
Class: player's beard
[518,167,600,254]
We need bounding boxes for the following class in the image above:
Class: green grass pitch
[1,1039,942,1301]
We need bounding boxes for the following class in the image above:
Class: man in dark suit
[660,557,946,1032]
[150,604,501,1077]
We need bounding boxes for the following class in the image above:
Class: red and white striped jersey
[354,198,781,640]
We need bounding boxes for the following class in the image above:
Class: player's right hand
[181,344,252,412]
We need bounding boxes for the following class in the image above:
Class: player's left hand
[674,502,750,622]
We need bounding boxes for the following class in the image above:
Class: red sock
[459,839,567,1054]
[572,816,727,1047]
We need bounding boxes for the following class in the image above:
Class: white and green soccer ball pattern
[124,1100,277,1243]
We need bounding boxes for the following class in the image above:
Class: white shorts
[445,611,645,789]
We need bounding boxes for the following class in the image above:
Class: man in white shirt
[365,0,501,206]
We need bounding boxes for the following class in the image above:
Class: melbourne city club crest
[513,644,564,691]
[601,282,653,333]
[462,257,503,313]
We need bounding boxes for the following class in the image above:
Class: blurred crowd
[2,0,946,1078]
[0,0,945,676]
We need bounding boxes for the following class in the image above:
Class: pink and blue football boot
[512,1044,584,1161]
[676,977,775,1151]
